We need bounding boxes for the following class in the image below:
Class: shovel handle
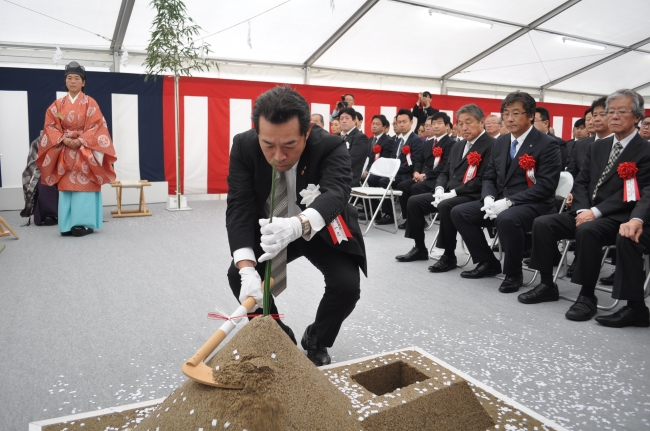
[185,296,258,367]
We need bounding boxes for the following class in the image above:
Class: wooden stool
[0,216,19,239]
[110,180,153,218]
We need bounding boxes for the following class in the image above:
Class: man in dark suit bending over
[519,89,650,321]
[226,86,367,366]
[451,91,562,293]
[395,104,494,264]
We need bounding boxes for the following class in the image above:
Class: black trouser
[452,201,544,276]
[613,231,650,302]
[528,212,619,287]
[367,173,411,215]
[404,193,474,252]
[227,235,361,347]
[396,179,434,218]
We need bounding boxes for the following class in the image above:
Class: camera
[336,95,348,110]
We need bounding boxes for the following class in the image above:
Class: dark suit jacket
[566,135,595,179]
[572,133,650,223]
[565,139,576,160]
[436,132,495,199]
[226,126,367,275]
[631,184,650,221]
[482,127,562,212]
[342,127,370,187]
[412,104,439,130]
[549,133,568,168]
[421,134,455,188]
[393,132,424,182]
[366,133,394,172]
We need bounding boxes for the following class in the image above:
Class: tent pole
[304,67,311,85]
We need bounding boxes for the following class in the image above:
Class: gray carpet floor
[1,201,649,431]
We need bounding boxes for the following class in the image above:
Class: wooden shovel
[182,279,272,388]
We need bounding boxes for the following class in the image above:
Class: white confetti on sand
[212,419,217,426]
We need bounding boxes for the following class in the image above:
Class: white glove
[434,187,444,199]
[440,190,456,201]
[259,216,303,262]
[238,267,263,311]
[481,196,496,219]
[490,198,510,218]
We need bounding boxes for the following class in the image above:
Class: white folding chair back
[556,171,573,200]
[361,157,369,178]
[368,157,400,179]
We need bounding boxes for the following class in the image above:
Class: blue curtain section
[0,67,165,182]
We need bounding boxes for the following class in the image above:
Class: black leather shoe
[398,220,407,229]
[566,260,576,277]
[60,231,72,237]
[499,274,523,293]
[595,306,650,328]
[43,216,58,226]
[565,295,598,321]
[522,250,531,259]
[301,326,331,366]
[428,255,457,272]
[518,283,560,304]
[460,261,501,279]
[599,271,615,286]
[374,214,395,225]
[276,320,297,345]
[395,247,429,262]
[72,226,94,237]
[523,258,530,266]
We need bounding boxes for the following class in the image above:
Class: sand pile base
[134,316,362,431]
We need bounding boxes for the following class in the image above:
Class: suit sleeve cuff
[300,208,326,240]
[590,207,602,219]
[233,247,256,266]
[449,189,457,198]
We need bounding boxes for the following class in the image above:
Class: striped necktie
[265,170,289,296]
[592,142,623,201]
[396,138,405,157]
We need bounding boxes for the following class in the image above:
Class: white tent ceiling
[1,0,650,100]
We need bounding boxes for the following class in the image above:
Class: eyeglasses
[606,110,633,117]
[641,122,650,128]
[502,111,524,118]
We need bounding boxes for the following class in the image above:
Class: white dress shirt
[233,163,327,265]
[510,125,533,157]
[463,130,485,158]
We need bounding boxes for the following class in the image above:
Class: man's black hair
[584,107,593,119]
[574,118,585,128]
[422,91,431,98]
[429,111,451,127]
[501,91,536,119]
[372,114,390,128]
[356,112,363,121]
[591,96,607,111]
[252,85,311,135]
[536,107,550,122]
[338,107,357,121]
[396,108,413,121]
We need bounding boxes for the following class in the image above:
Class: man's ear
[305,122,314,140]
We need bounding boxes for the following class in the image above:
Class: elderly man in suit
[226,86,367,366]
[485,114,502,139]
[395,104,494,264]
[373,108,424,225]
[451,91,562,292]
[595,183,650,328]
[397,112,455,229]
[519,89,650,321]
[339,107,370,187]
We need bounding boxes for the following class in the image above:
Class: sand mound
[134,316,362,431]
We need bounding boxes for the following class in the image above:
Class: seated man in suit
[395,104,494,264]
[595,184,650,328]
[566,118,587,157]
[485,114,502,139]
[535,107,568,168]
[339,107,370,187]
[372,108,424,225]
[364,114,394,180]
[226,86,366,366]
[519,89,650,322]
[451,91,562,293]
[640,115,650,141]
[396,112,455,229]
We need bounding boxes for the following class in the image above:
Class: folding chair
[496,171,574,286]
[427,213,472,267]
[351,158,402,235]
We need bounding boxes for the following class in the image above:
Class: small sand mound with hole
[134,316,362,431]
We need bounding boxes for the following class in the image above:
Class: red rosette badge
[462,151,482,183]
[518,154,536,187]
[402,145,412,166]
[373,144,382,161]
[618,161,639,201]
[432,146,443,167]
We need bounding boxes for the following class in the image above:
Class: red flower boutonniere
[518,154,536,187]
[618,162,639,201]
[402,145,412,166]
[463,151,482,183]
[373,144,382,161]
